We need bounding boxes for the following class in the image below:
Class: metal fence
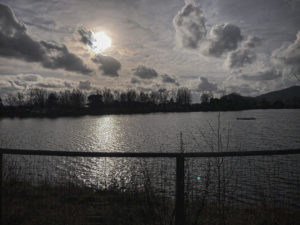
[1,148,300,225]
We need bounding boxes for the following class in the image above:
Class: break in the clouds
[133,66,158,79]
[92,54,121,77]
[0,3,92,75]
[197,77,218,92]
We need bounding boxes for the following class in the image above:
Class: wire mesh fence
[1,149,300,225]
[184,155,300,225]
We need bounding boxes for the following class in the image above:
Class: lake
[1,109,300,152]
[1,109,300,207]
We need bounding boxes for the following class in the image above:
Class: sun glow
[91,31,111,52]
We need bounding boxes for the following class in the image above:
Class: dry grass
[3,178,174,225]
[3,178,300,225]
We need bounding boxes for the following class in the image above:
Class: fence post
[175,155,185,225]
[0,153,2,225]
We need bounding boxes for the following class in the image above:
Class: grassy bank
[3,178,299,225]
[3,179,173,225]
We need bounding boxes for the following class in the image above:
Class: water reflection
[1,110,300,152]
[1,110,300,206]
[95,116,117,151]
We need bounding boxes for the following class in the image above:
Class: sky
[0,0,299,100]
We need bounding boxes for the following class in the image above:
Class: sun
[91,31,111,52]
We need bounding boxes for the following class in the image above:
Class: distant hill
[221,93,255,101]
[255,86,300,104]
[215,86,300,110]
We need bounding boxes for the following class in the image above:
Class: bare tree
[70,89,85,108]
[28,88,47,108]
[176,87,191,105]
[5,94,18,106]
[17,92,25,106]
[102,88,114,104]
[158,88,168,105]
[200,92,213,103]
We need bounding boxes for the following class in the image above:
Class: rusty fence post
[175,155,185,225]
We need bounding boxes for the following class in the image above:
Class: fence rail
[1,148,300,225]
[1,148,300,157]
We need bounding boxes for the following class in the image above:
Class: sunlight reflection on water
[1,109,300,153]
[1,109,300,206]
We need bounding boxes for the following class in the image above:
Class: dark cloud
[239,69,282,81]
[0,3,26,35]
[161,74,179,86]
[0,3,44,63]
[173,3,206,49]
[133,65,158,79]
[272,31,300,80]
[226,48,256,68]
[78,80,92,90]
[0,3,92,74]
[197,77,218,91]
[92,54,121,77]
[207,24,243,57]
[131,77,141,84]
[78,28,93,47]
[40,41,92,74]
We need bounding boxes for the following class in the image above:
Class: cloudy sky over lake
[0,0,299,98]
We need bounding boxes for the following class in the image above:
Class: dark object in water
[236,117,256,120]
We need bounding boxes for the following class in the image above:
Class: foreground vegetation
[3,178,299,225]
[3,180,173,225]
[2,117,299,225]
[0,87,299,118]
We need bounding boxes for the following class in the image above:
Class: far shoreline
[1,106,299,119]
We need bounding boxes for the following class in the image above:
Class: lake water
[1,109,300,152]
[1,109,300,207]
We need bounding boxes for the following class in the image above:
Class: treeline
[0,88,192,117]
[0,88,299,117]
